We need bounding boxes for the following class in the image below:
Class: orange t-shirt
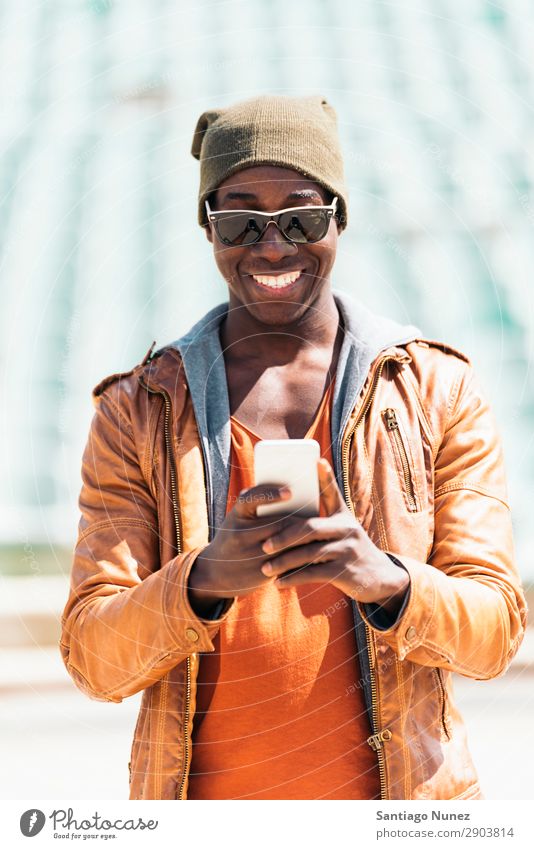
[188,380,380,800]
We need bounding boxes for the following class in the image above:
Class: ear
[335,208,346,234]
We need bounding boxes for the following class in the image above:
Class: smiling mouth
[249,269,303,290]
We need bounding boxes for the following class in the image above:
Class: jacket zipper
[141,351,406,800]
[341,353,407,800]
[139,377,191,800]
[383,408,418,511]
[433,667,451,741]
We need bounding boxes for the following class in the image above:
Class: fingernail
[279,486,291,498]
[261,563,273,575]
[262,539,274,553]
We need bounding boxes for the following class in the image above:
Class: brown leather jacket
[60,296,527,801]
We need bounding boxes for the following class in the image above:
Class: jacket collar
[142,289,420,413]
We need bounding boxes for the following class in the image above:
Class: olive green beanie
[191,94,348,230]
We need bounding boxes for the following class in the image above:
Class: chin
[245,299,310,326]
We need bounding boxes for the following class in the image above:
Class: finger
[233,484,291,520]
[275,560,344,588]
[261,516,351,555]
[261,541,340,577]
[318,458,347,517]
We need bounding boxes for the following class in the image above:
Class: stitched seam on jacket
[409,700,426,792]
[422,637,502,678]
[394,660,410,799]
[101,391,135,437]
[445,362,470,429]
[398,368,435,449]
[426,363,466,470]
[154,677,168,799]
[437,371,465,466]
[139,689,150,799]
[398,583,427,786]
[364,437,388,548]
[162,554,189,644]
[450,782,481,800]
[143,398,163,497]
[76,517,159,544]
[100,650,174,698]
[153,459,163,565]
[409,566,437,652]
[129,702,144,794]
[434,481,510,510]
[422,639,453,663]
[65,658,118,702]
[424,362,467,467]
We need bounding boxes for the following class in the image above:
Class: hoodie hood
[166,288,421,539]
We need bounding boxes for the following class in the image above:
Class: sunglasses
[204,196,338,246]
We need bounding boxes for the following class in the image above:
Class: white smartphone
[253,438,320,518]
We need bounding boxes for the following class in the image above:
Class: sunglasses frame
[204,196,338,245]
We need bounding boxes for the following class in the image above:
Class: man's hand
[259,458,410,615]
[187,483,293,616]
[187,458,410,620]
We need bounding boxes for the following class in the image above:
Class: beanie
[191,94,348,230]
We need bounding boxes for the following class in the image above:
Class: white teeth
[252,270,302,288]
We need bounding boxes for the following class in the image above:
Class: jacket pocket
[382,408,421,512]
[433,667,452,741]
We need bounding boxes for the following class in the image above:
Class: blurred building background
[2,0,534,575]
[1,0,533,800]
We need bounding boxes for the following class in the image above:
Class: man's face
[204,165,341,326]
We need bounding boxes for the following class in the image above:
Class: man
[60,95,527,801]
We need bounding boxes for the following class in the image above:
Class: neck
[220,287,341,366]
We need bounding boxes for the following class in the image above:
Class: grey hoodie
[167,287,420,720]
[170,287,420,536]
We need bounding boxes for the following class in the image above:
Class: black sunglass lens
[279,209,328,243]
[216,213,263,246]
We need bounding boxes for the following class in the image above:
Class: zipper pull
[384,408,398,430]
[367,728,392,751]
[141,340,157,366]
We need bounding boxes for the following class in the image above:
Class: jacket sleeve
[59,386,233,703]
[358,360,528,679]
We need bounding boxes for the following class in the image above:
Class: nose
[249,220,298,262]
